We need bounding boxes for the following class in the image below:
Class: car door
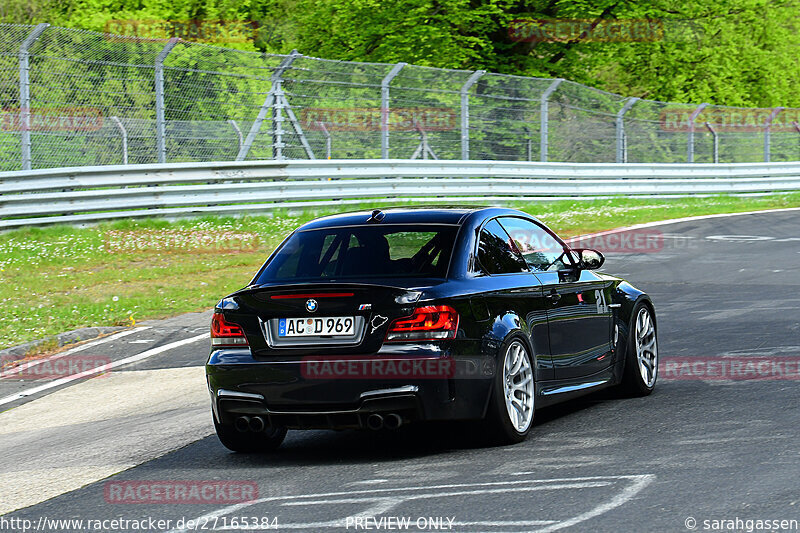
[473,219,554,382]
[497,216,613,381]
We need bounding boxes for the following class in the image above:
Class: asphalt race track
[1,209,799,533]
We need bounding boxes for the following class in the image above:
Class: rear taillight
[385,305,459,342]
[211,312,249,347]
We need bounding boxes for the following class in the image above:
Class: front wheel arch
[618,299,659,396]
[613,296,655,373]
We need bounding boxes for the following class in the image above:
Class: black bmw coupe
[206,207,658,451]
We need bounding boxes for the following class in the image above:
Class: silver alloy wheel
[503,340,534,433]
[635,307,658,387]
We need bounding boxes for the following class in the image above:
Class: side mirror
[575,248,605,270]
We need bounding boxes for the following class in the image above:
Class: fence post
[460,70,485,160]
[381,62,406,159]
[540,79,563,162]
[615,97,639,163]
[522,126,532,161]
[155,38,179,164]
[704,122,718,163]
[236,51,300,161]
[764,107,784,162]
[317,121,331,159]
[793,121,800,160]
[272,70,286,160]
[623,132,628,163]
[687,103,708,163]
[410,119,437,160]
[18,23,49,171]
[110,116,128,164]
[228,120,243,155]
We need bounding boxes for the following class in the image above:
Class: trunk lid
[224,282,438,357]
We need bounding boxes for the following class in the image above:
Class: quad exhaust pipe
[366,413,403,430]
[234,415,267,433]
[234,416,250,432]
[366,413,383,430]
[237,413,402,432]
[249,416,266,432]
[384,413,402,430]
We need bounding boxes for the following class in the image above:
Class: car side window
[476,219,529,275]
[498,217,571,272]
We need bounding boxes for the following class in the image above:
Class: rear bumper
[206,346,493,429]
[214,386,424,430]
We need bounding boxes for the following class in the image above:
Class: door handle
[546,290,561,304]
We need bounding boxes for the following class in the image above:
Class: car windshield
[256,224,459,282]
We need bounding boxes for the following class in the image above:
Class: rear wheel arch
[482,332,537,444]
[503,330,536,367]
[486,313,540,371]
[476,325,537,419]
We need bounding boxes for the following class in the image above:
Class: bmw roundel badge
[305,299,318,313]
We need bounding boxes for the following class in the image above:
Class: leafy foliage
[3,0,799,106]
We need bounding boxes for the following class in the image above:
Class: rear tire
[214,419,287,453]
[619,302,658,396]
[484,337,535,445]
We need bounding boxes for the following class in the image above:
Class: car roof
[295,206,548,234]
[296,206,541,230]
[298,206,479,229]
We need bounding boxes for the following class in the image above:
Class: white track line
[0,332,207,407]
[536,474,654,532]
[1,327,150,377]
[566,206,800,243]
[165,475,654,533]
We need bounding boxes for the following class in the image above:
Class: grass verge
[2,193,799,349]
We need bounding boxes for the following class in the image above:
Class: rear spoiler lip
[228,279,446,297]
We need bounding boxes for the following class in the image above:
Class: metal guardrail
[4,23,800,171]
[2,159,800,228]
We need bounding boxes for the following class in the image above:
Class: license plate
[278,316,355,337]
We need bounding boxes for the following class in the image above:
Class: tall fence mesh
[2,23,799,172]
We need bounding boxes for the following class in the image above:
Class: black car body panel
[206,207,654,431]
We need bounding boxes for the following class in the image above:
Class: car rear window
[256,224,459,282]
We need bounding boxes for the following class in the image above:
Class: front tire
[485,337,535,444]
[620,302,658,396]
[214,419,287,453]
